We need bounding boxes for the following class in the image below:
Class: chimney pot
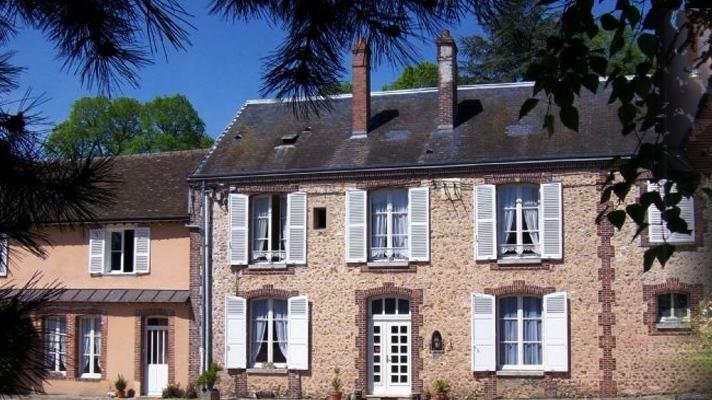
[352,37,371,138]
[437,29,458,130]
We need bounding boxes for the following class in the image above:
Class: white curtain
[499,297,518,365]
[94,319,102,373]
[370,192,388,259]
[280,196,287,252]
[521,187,540,252]
[391,191,408,259]
[498,188,517,245]
[273,300,288,362]
[81,319,91,373]
[253,197,270,252]
[45,319,57,370]
[250,300,269,365]
[522,297,542,365]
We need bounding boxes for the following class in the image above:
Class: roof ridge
[112,148,209,160]
[193,102,249,177]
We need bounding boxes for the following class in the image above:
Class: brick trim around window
[483,172,554,185]
[643,278,704,336]
[74,310,108,381]
[483,280,556,297]
[232,285,302,399]
[134,309,176,394]
[355,282,424,394]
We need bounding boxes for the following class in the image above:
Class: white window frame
[250,195,287,264]
[498,296,543,371]
[250,298,288,368]
[368,190,409,262]
[44,316,67,374]
[657,293,691,326]
[498,185,540,259]
[80,316,102,379]
[105,227,135,274]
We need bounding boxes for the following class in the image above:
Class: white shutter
[133,227,150,273]
[471,293,496,371]
[345,189,367,263]
[286,192,307,264]
[474,185,497,260]
[543,292,568,372]
[408,187,430,262]
[540,182,563,259]
[0,234,7,277]
[88,228,105,274]
[288,295,309,370]
[225,296,247,369]
[647,181,695,243]
[228,194,249,265]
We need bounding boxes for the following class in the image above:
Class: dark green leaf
[601,186,614,203]
[589,56,608,76]
[703,188,712,199]
[643,247,656,271]
[610,30,625,56]
[612,181,631,200]
[519,98,539,119]
[543,113,555,136]
[622,5,640,26]
[618,102,637,126]
[655,243,675,267]
[626,204,645,225]
[607,209,626,229]
[600,13,619,31]
[560,105,579,132]
[637,33,657,58]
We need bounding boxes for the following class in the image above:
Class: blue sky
[9,4,484,138]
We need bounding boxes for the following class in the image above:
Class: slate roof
[192,82,640,179]
[88,149,206,222]
[4,289,190,303]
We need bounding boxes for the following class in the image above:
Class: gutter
[189,155,631,182]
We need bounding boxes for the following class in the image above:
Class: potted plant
[196,363,222,400]
[432,378,450,400]
[330,368,343,400]
[114,374,127,398]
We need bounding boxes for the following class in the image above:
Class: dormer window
[280,133,299,146]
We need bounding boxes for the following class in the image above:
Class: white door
[145,318,169,396]
[369,298,411,396]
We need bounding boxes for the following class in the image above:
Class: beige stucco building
[2,150,204,397]
[188,32,712,399]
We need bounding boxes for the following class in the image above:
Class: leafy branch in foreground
[519,0,711,270]
[0,273,65,396]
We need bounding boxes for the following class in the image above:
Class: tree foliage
[460,0,560,83]
[517,1,712,269]
[382,61,438,90]
[45,95,212,158]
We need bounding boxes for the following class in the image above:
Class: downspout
[202,181,212,371]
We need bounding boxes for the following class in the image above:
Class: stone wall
[207,170,711,399]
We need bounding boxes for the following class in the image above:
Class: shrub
[196,362,222,390]
[331,368,342,392]
[162,383,185,399]
[184,383,198,399]
[114,374,127,392]
[693,297,712,374]
[433,378,450,394]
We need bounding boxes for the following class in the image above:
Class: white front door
[145,318,169,396]
[368,298,411,396]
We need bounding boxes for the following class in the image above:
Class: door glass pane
[398,299,410,315]
[371,299,383,315]
[385,298,396,314]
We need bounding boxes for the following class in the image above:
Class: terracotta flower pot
[210,388,220,400]
[116,389,126,398]
[330,391,343,400]
[435,392,448,400]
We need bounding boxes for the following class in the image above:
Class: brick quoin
[597,174,617,397]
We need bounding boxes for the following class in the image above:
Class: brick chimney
[352,37,370,138]
[437,30,458,130]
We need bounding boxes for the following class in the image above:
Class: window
[647,181,696,244]
[313,207,327,230]
[107,229,134,273]
[370,297,410,316]
[44,317,67,373]
[250,299,288,368]
[251,195,287,264]
[498,296,542,369]
[80,317,102,378]
[657,293,690,327]
[0,233,7,277]
[369,190,409,262]
[498,185,540,258]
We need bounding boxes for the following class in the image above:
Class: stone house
[1,150,204,396]
[188,32,712,399]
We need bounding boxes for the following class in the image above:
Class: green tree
[459,0,559,84]
[382,62,438,91]
[320,81,353,96]
[45,95,212,158]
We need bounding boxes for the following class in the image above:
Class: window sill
[47,371,67,379]
[496,370,545,377]
[248,263,288,270]
[656,322,691,330]
[246,368,288,375]
[366,261,410,268]
[79,374,102,380]
[497,257,542,265]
